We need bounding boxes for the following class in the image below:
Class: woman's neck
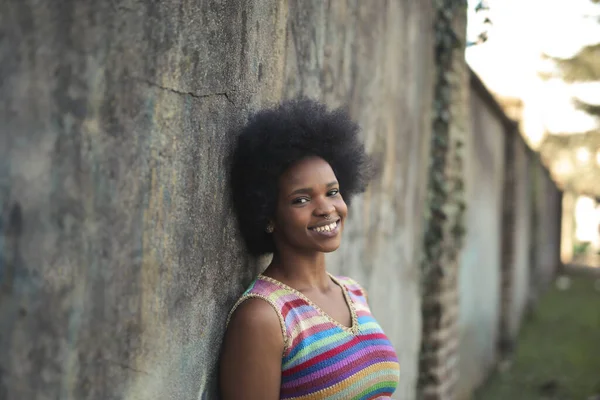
[264,250,331,291]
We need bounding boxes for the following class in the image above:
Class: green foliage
[418,0,468,395]
[538,130,600,196]
[467,0,492,47]
[573,98,600,117]
[573,241,591,256]
[540,1,600,118]
[547,43,600,83]
[421,0,467,286]
[475,274,600,400]
[541,1,600,116]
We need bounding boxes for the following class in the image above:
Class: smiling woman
[221,99,400,400]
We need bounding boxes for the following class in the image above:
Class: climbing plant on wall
[418,0,468,397]
[421,0,467,287]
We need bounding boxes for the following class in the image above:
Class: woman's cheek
[289,207,309,225]
[336,199,348,215]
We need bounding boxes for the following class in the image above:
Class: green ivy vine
[418,0,468,395]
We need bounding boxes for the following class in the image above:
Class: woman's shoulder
[225,277,291,352]
[227,297,282,332]
[226,277,285,326]
[220,298,286,398]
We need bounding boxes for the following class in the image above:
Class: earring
[266,223,274,233]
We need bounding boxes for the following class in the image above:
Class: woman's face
[272,156,348,254]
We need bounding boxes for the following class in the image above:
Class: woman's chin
[318,240,342,253]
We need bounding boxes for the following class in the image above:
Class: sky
[466,0,600,143]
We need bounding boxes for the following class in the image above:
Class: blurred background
[465,1,600,399]
[468,0,600,269]
[0,1,598,399]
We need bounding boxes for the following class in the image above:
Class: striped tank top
[228,274,400,399]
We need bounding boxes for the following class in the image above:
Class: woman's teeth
[313,222,337,232]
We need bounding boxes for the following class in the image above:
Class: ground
[475,271,600,400]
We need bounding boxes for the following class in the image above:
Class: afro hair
[229,98,372,256]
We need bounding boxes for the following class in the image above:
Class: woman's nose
[314,197,336,216]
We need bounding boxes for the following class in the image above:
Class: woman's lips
[309,219,341,237]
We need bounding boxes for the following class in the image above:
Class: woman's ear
[265,218,274,233]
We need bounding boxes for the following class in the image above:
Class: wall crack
[130,76,235,105]
[99,358,152,375]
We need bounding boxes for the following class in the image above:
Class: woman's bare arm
[219,298,284,399]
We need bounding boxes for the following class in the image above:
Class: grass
[475,272,600,400]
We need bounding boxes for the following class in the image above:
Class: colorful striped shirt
[228,274,400,399]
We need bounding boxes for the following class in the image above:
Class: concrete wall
[0,1,435,399]
[456,84,506,399]
[508,137,532,339]
[455,74,563,399]
[530,163,562,299]
[295,3,436,398]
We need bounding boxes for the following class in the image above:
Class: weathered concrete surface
[530,163,562,301]
[507,137,533,339]
[456,86,506,399]
[0,1,435,399]
[0,1,286,399]
[282,2,435,398]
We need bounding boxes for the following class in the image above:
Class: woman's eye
[292,197,309,205]
[328,189,339,196]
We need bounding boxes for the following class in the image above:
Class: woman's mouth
[309,219,341,237]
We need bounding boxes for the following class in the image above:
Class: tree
[541,0,600,118]
[537,0,600,196]
[539,131,600,197]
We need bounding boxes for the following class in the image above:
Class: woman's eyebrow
[288,187,312,197]
[288,181,339,197]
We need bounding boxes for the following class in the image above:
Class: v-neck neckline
[258,273,359,334]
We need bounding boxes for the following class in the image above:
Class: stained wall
[0,1,435,399]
